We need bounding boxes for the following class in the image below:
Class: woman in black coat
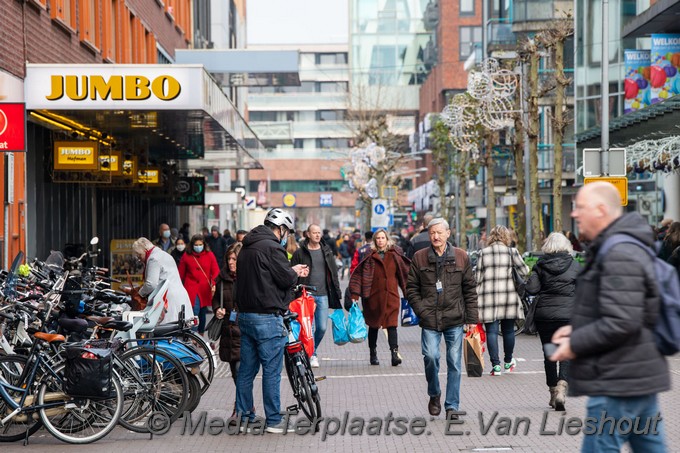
[525,232,581,412]
[211,242,242,414]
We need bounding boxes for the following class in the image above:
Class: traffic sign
[381,185,398,199]
[244,196,256,210]
[584,177,628,206]
[282,193,296,208]
[371,199,389,229]
[582,148,626,176]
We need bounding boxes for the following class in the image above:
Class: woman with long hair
[179,234,220,336]
[475,225,529,376]
[212,242,243,416]
[349,229,411,366]
[525,232,581,411]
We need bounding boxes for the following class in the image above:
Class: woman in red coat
[179,234,219,336]
[349,229,410,367]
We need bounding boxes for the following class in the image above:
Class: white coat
[139,247,193,324]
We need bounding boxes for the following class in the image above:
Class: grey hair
[427,218,450,230]
[541,232,573,254]
[132,237,155,255]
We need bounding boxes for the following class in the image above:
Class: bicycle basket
[63,343,114,399]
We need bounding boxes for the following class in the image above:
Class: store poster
[624,50,651,113]
[650,34,680,103]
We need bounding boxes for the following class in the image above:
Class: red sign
[0,103,26,152]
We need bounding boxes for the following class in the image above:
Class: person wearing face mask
[152,223,175,252]
[233,208,309,433]
[178,234,220,336]
[130,237,193,325]
[170,238,187,266]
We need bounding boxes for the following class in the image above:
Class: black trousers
[536,320,570,388]
[368,326,398,350]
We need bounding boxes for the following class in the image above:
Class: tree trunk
[458,151,468,251]
[513,94,527,254]
[486,136,496,229]
[552,39,566,233]
[529,49,542,250]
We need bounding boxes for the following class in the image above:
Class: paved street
[14,284,680,452]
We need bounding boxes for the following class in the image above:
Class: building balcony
[487,20,517,54]
[249,122,294,143]
[512,0,572,33]
[247,92,348,111]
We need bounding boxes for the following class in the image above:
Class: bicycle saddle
[103,320,133,332]
[58,317,89,333]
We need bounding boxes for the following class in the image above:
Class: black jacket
[234,225,298,315]
[207,235,229,267]
[291,240,343,309]
[525,252,580,321]
[568,213,670,397]
[408,229,430,259]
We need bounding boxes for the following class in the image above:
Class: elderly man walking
[406,218,478,420]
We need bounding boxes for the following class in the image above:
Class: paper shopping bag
[464,325,485,377]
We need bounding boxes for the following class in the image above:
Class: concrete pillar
[663,172,680,221]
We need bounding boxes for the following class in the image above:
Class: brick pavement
[13,286,680,452]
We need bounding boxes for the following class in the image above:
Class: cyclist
[234,208,309,434]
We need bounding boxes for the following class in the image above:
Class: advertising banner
[110,239,144,291]
[650,35,680,103]
[53,141,99,170]
[624,50,651,113]
[0,103,25,151]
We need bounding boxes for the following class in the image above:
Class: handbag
[329,309,350,345]
[523,296,538,335]
[193,255,216,296]
[400,298,419,327]
[463,324,486,377]
[508,248,526,299]
[348,302,368,343]
[206,281,224,341]
[289,288,316,357]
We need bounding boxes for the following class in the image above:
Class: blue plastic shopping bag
[348,302,368,343]
[329,309,349,345]
[400,298,419,327]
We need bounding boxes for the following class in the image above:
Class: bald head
[571,182,623,241]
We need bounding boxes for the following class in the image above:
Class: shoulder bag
[206,281,224,341]
[193,255,216,296]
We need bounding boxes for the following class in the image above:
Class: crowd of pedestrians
[122,180,677,450]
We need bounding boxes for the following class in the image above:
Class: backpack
[596,234,680,356]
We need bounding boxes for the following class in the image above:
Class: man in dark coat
[207,226,229,267]
[407,218,478,421]
[408,213,433,258]
[234,208,309,433]
[291,224,342,368]
[551,182,669,452]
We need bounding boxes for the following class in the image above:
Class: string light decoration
[624,137,680,174]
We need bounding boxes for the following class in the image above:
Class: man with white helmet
[234,208,309,433]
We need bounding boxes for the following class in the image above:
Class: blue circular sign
[374,204,386,215]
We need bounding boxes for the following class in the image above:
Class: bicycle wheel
[177,332,214,395]
[117,346,189,433]
[0,355,43,442]
[184,374,202,414]
[284,351,321,421]
[38,363,124,444]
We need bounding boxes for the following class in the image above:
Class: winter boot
[391,348,402,366]
[370,348,379,365]
[554,380,568,411]
[548,387,557,408]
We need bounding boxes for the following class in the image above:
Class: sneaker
[309,355,320,368]
[490,365,502,376]
[265,420,295,434]
[504,358,517,372]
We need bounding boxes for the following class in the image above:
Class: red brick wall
[0,0,188,79]
[419,0,483,117]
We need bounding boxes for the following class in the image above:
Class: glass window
[317,53,348,65]
[294,139,305,148]
[459,26,482,60]
[318,82,348,92]
[460,0,474,15]
[249,111,277,122]
[316,110,346,121]
[316,138,350,148]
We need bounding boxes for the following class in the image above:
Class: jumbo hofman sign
[53,141,98,170]
[24,65,203,110]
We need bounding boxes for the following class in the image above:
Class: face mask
[176,244,186,252]
[280,235,288,248]
[162,230,171,239]
[194,245,204,253]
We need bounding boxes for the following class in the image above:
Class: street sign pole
[601,0,610,175]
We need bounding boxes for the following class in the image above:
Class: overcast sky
[247,0,348,45]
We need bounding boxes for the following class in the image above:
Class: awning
[622,0,680,38]
[24,64,264,168]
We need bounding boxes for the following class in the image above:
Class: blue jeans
[193,296,208,334]
[236,313,287,426]
[484,319,516,367]
[312,295,329,356]
[421,326,464,411]
[582,395,665,453]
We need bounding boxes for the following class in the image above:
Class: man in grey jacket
[551,182,669,452]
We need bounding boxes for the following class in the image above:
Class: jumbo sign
[46,75,181,101]
[25,65,203,110]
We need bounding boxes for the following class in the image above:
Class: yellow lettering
[125,76,151,100]
[46,75,64,100]
[90,75,123,100]
[151,75,181,100]
[64,75,88,101]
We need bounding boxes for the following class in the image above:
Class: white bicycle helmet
[264,208,294,231]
